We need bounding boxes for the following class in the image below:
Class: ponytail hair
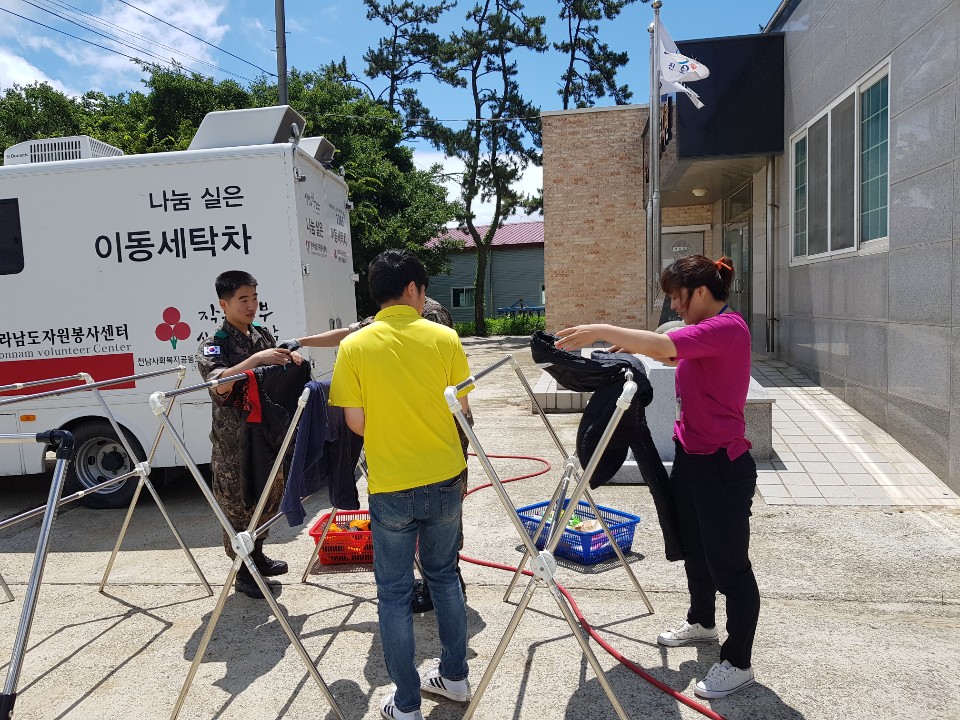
[660,254,735,302]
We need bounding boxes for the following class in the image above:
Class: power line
[34,0,254,82]
[114,0,275,77]
[0,5,186,74]
[15,0,255,82]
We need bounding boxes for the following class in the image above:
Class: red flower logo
[155,307,191,349]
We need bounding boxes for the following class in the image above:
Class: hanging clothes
[530,331,684,561]
[283,379,364,526]
[235,362,312,511]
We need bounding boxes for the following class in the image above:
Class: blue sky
[0,0,778,221]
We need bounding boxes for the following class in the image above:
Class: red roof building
[427,221,545,322]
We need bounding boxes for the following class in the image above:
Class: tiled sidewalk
[751,355,960,508]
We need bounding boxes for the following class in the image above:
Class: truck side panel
[293,150,357,376]
[0,146,347,476]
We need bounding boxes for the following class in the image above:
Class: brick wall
[542,105,649,331]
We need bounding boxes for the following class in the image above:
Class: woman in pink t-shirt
[556,255,759,700]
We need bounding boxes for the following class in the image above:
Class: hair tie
[715,259,732,272]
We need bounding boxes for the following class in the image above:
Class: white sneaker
[379,691,423,720]
[657,620,719,647]
[694,660,756,699]
[419,658,471,702]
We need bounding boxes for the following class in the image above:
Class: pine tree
[556,0,637,109]
[427,0,547,335]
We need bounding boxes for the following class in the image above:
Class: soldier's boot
[253,539,288,577]
[235,563,270,599]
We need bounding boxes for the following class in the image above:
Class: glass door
[656,231,704,327]
[722,221,751,323]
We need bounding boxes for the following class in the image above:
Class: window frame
[451,286,475,309]
[789,60,890,266]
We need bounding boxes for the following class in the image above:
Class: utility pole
[275,0,288,105]
[646,0,663,328]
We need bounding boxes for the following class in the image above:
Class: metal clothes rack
[501,360,655,614]
[0,368,211,602]
[147,375,345,720]
[445,355,646,720]
[0,429,74,720]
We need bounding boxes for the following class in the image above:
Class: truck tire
[64,420,143,509]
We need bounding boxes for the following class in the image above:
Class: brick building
[541,0,960,493]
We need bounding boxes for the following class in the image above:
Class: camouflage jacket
[421,297,454,328]
[196,320,277,450]
[354,296,454,330]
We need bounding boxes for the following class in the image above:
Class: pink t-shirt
[669,312,752,460]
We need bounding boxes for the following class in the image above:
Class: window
[791,66,888,260]
[860,75,888,242]
[0,198,24,275]
[452,287,474,308]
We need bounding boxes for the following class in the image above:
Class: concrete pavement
[0,336,957,720]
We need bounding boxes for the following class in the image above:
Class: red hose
[461,452,728,720]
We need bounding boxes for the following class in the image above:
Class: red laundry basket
[309,510,374,565]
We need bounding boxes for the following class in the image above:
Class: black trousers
[669,442,760,670]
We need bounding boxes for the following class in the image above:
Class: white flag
[657,18,709,107]
[661,79,705,109]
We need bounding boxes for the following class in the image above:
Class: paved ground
[751,356,960,508]
[0,336,958,720]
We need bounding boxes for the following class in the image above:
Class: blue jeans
[370,475,468,713]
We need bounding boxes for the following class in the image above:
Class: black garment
[531,331,649,393]
[237,362,313,510]
[671,442,759,669]
[575,351,652,484]
[530,332,684,561]
[283,379,364,525]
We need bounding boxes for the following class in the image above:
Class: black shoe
[412,579,434,613]
[234,564,277,599]
[253,551,288,577]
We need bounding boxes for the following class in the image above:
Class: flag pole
[647,0,663,327]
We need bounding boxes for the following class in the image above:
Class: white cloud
[413,149,543,226]
[0,48,78,95]
[2,0,235,93]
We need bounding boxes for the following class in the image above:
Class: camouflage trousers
[211,450,285,559]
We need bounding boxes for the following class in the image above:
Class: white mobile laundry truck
[0,106,357,508]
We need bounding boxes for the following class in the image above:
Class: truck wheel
[64,421,143,509]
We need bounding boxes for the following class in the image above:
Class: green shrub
[455,314,546,337]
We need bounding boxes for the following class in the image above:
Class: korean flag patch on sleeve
[203,346,221,356]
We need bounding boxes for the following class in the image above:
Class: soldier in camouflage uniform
[197,270,304,599]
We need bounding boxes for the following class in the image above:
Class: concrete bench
[531,354,775,461]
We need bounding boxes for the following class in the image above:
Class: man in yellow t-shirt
[328,249,472,720]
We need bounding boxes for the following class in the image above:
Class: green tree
[556,0,636,109]
[324,1,460,141]
[142,65,250,151]
[428,0,547,335]
[0,82,86,159]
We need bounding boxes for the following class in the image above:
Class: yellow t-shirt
[328,304,472,493]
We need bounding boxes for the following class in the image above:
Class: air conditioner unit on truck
[0,106,357,508]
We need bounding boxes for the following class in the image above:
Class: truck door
[0,413,23,475]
